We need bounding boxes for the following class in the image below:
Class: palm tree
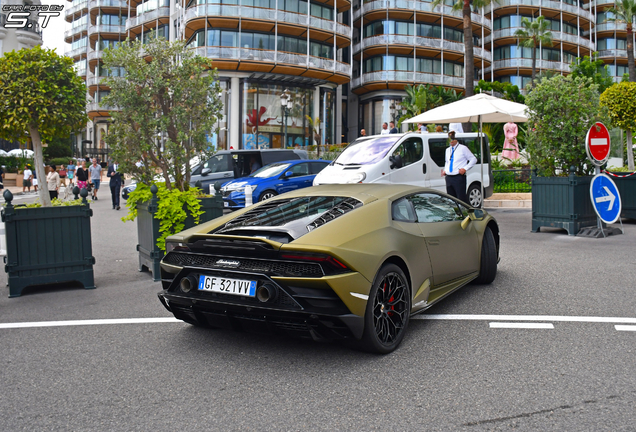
[397,84,442,127]
[609,0,636,81]
[514,16,553,88]
[431,0,497,97]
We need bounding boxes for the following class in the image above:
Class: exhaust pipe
[180,275,198,293]
[256,283,278,303]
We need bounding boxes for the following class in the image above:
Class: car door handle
[423,163,427,174]
[427,240,439,246]
[224,173,232,177]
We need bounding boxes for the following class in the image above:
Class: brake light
[281,253,348,270]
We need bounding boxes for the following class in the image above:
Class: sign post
[579,122,623,238]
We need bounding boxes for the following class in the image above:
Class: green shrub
[46,157,73,167]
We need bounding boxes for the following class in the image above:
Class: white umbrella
[402,93,530,206]
[0,150,8,157]
[8,148,34,157]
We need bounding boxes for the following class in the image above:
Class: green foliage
[525,75,609,176]
[600,82,636,170]
[569,54,615,94]
[0,155,33,173]
[475,80,525,103]
[122,182,208,251]
[102,34,223,191]
[13,198,86,209]
[43,136,73,160]
[47,157,73,167]
[606,165,635,172]
[0,45,87,207]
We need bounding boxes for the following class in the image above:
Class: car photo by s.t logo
[1,4,63,29]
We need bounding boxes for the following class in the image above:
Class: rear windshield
[334,136,400,165]
[216,196,362,241]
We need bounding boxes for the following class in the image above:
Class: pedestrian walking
[360,129,367,137]
[88,158,102,200]
[441,131,477,203]
[67,159,76,186]
[58,164,67,187]
[107,159,123,210]
[389,121,398,134]
[76,160,88,191]
[0,165,5,190]
[46,165,61,200]
[32,166,38,192]
[22,165,33,193]
[380,122,389,135]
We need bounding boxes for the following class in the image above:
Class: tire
[259,190,277,202]
[467,183,482,208]
[472,227,497,284]
[359,264,411,354]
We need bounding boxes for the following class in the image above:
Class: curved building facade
[63,0,634,148]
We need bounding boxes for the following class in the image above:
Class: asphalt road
[1,196,635,431]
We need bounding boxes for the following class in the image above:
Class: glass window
[334,136,400,165]
[221,30,237,47]
[204,153,233,173]
[241,32,253,49]
[392,137,423,166]
[310,162,329,174]
[289,162,310,176]
[392,197,416,222]
[208,29,220,46]
[408,193,463,223]
[428,138,447,167]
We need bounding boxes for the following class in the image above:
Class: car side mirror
[201,167,211,176]
[389,154,403,169]
[284,171,293,178]
[468,208,485,220]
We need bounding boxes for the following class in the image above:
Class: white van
[313,132,493,207]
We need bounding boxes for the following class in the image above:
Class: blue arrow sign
[590,174,622,224]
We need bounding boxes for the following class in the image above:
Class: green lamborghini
[158,184,499,354]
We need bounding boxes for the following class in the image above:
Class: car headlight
[346,172,366,183]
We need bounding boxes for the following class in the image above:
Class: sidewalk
[484,193,532,209]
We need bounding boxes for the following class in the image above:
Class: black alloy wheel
[359,263,411,354]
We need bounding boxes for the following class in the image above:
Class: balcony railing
[353,35,492,61]
[87,76,110,87]
[66,46,89,58]
[65,24,88,39]
[486,28,594,50]
[126,7,171,30]
[353,0,492,29]
[87,102,117,112]
[185,5,352,38]
[490,58,570,72]
[88,24,126,35]
[596,22,627,32]
[88,0,128,9]
[485,0,592,22]
[598,49,629,58]
[191,46,352,75]
[88,50,104,61]
[65,0,89,17]
[352,71,464,88]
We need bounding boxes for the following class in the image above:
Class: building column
[336,85,342,144]
[230,76,240,149]
[313,86,321,145]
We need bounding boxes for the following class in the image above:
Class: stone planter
[137,184,224,281]
[4,173,18,187]
[531,168,597,236]
[1,188,95,297]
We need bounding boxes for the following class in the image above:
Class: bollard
[245,185,253,207]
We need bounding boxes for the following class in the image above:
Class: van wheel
[259,190,277,201]
[468,183,482,208]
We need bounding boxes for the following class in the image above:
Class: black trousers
[111,184,121,207]
[445,174,467,203]
[49,190,58,200]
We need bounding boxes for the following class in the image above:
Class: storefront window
[206,80,229,151]
[242,82,316,149]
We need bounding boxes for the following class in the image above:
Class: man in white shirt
[441,131,477,203]
[22,165,33,193]
[380,122,390,135]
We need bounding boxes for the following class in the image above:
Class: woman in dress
[76,160,88,191]
[502,122,520,161]
[46,165,61,200]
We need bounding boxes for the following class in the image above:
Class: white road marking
[411,314,636,324]
[0,317,180,329]
[489,322,554,329]
[615,325,636,332]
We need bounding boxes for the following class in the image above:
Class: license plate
[198,275,256,297]
[223,201,229,207]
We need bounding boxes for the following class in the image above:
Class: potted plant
[0,46,91,296]
[101,35,225,281]
[525,75,610,235]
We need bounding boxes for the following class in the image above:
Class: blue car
[221,159,330,208]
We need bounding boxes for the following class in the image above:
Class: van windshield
[334,136,401,165]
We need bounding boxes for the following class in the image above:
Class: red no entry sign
[585,122,611,165]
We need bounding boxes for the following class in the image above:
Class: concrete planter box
[137,185,224,281]
[4,173,18,187]
[608,172,636,220]
[1,189,95,297]
[531,168,597,236]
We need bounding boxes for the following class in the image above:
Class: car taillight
[280,252,349,274]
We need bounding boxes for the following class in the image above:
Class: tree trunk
[463,0,474,97]
[627,25,635,82]
[28,125,52,207]
[627,129,635,171]
[531,45,537,88]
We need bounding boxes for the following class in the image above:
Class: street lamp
[280,89,293,148]
[389,101,396,124]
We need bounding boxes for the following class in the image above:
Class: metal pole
[284,107,288,148]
